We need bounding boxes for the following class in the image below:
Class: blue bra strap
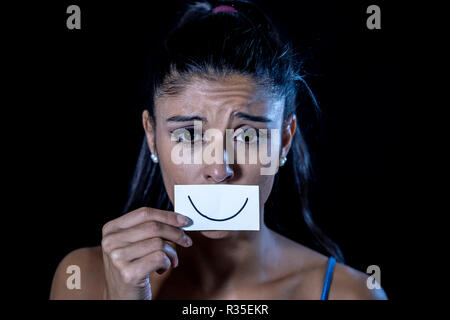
[320,256,336,300]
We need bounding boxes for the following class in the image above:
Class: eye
[234,128,259,143]
[171,127,203,144]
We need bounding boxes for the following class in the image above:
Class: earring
[150,153,159,163]
[280,156,287,167]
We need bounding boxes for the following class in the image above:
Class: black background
[11,0,417,301]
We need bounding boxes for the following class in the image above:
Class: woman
[50,0,387,300]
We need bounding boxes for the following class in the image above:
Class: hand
[101,207,192,299]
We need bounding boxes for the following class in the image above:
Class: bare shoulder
[274,234,388,300]
[50,246,105,300]
[328,261,388,300]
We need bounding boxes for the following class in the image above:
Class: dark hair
[124,0,344,263]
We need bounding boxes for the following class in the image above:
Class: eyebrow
[233,112,273,123]
[165,112,272,123]
[166,115,207,122]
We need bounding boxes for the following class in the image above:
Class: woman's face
[143,74,296,239]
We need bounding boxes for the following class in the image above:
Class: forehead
[154,74,284,120]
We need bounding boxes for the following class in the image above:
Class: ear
[280,113,297,158]
[142,110,157,155]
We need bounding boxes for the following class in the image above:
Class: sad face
[143,74,297,239]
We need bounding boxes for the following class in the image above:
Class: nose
[204,150,235,183]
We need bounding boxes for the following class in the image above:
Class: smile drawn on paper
[187,195,249,221]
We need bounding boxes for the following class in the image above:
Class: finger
[102,207,190,236]
[126,250,172,280]
[105,221,193,250]
[110,238,179,267]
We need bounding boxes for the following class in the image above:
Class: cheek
[154,133,178,203]
[258,174,275,207]
[159,162,202,204]
[156,138,203,203]
[239,164,275,207]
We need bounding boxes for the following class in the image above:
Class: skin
[50,74,388,300]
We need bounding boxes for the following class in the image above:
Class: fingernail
[184,216,194,227]
[177,214,187,225]
[184,235,192,246]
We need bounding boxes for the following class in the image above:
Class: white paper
[174,184,260,231]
